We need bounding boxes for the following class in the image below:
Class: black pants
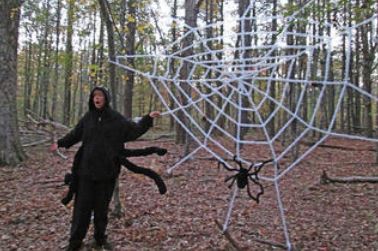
[69,178,115,246]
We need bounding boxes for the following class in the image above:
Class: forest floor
[1,134,378,251]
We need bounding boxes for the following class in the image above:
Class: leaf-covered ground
[1,137,378,250]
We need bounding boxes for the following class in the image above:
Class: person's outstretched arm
[50,118,84,152]
[123,111,160,142]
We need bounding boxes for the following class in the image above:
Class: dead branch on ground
[320,171,378,184]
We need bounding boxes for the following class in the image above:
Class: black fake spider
[218,156,272,203]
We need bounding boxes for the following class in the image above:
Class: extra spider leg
[121,158,167,194]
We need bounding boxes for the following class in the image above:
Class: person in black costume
[50,86,161,251]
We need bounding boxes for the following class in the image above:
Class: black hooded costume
[57,86,162,250]
[61,146,168,206]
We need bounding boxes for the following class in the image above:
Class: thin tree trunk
[98,0,117,110]
[40,0,51,119]
[118,0,127,114]
[23,33,33,116]
[176,0,202,145]
[169,0,178,131]
[32,31,43,115]
[89,9,97,89]
[360,5,374,137]
[353,0,361,132]
[238,0,252,141]
[63,0,75,125]
[78,48,85,119]
[0,0,26,165]
[51,0,61,121]
[340,0,347,131]
[215,0,225,132]
[347,0,353,133]
[98,19,105,85]
[124,0,137,118]
[203,0,214,133]
[269,0,278,137]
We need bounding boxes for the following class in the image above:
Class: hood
[88,86,111,111]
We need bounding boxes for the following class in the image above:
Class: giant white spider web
[112,1,378,249]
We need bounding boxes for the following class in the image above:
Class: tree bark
[23,32,33,116]
[176,0,202,145]
[63,0,75,125]
[124,0,137,118]
[268,0,278,137]
[51,0,61,121]
[32,31,43,115]
[169,0,178,131]
[0,0,26,165]
[40,0,51,119]
[98,0,117,110]
[238,0,252,141]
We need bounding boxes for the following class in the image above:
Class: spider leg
[219,161,238,172]
[225,176,238,189]
[248,176,264,202]
[248,170,259,180]
[225,175,235,183]
[246,182,258,202]
[233,155,243,167]
[254,158,273,173]
[248,163,254,172]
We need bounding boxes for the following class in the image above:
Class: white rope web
[112,1,378,249]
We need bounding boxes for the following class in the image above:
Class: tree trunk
[346,0,354,133]
[98,0,121,216]
[268,0,278,137]
[51,0,61,121]
[176,0,201,145]
[238,0,252,141]
[360,2,375,138]
[169,0,178,131]
[118,0,127,114]
[124,0,137,118]
[98,18,105,85]
[23,32,33,116]
[32,31,43,115]
[340,0,347,131]
[89,9,97,89]
[215,0,225,132]
[40,0,51,119]
[0,0,26,165]
[98,0,117,110]
[203,0,214,133]
[63,0,75,125]
[353,0,361,132]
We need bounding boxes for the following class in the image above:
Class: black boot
[65,240,82,251]
[94,238,113,250]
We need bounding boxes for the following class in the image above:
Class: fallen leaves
[0,138,377,250]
